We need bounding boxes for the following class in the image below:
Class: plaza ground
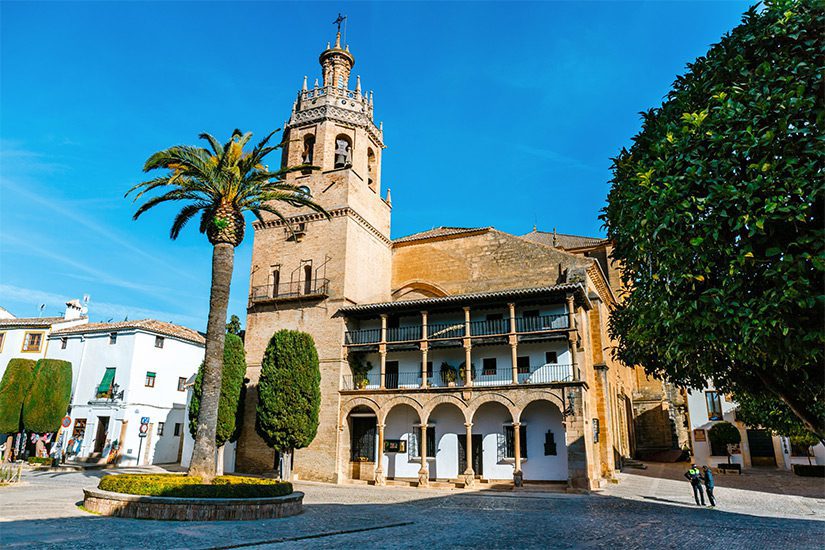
[1,463,823,549]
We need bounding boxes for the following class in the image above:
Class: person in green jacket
[702,465,716,507]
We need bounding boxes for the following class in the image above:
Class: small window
[178,377,187,392]
[61,337,68,349]
[482,358,497,376]
[545,351,557,364]
[523,310,540,317]
[706,391,723,421]
[174,423,182,436]
[0,332,4,352]
[155,336,164,348]
[22,332,43,352]
[157,422,165,436]
[517,356,530,374]
[145,372,156,388]
[504,425,528,459]
[301,134,315,165]
[109,333,117,345]
[272,267,281,296]
[337,75,345,88]
[303,264,313,294]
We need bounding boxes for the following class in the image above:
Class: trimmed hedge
[0,359,36,433]
[26,456,54,466]
[189,333,247,446]
[98,474,293,498]
[23,359,72,433]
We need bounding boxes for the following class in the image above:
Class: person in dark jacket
[684,464,706,506]
[702,465,716,507]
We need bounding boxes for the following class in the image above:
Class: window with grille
[482,358,497,376]
[177,377,186,391]
[145,372,156,387]
[517,356,530,374]
[350,417,376,462]
[706,391,723,421]
[157,422,165,436]
[545,351,557,364]
[410,426,436,458]
[504,425,527,459]
[22,332,43,352]
[155,336,164,348]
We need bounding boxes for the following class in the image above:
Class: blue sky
[0,1,751,330]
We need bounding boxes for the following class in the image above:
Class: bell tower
[237,30,393,482]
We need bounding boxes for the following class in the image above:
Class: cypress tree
[255,330,320,462]
[0,358,37,433]
[189,333,247,447]
[22,359,72,433]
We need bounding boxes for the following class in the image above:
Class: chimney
[64,299,83,320]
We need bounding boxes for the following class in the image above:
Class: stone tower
[236,31,392,482]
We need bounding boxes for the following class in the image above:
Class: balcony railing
[341,363,573,391]
[345,314,569,346]
[249,279,329,304]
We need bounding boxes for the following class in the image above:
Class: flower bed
[98,473,292,499]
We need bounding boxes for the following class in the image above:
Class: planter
[792,464,825,478]
[82,488,303,520]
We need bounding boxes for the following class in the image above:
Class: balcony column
[463,306,472,387]
[513,421,523,487]
[418,423,429,487]
[509,303,518,384]
[375,423,386,485]
[421,311,429,389]
[463,422,476,487]
[566,294,580,381]
[380,314,388,389]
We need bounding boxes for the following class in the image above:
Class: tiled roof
[51,319,205,346]
[521,230,608,250]
[0,316,85,329]
[340,283,590,315]
[393,226,491,244]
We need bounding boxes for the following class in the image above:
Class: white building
[686,382,824,470]
[48,320,205,466]
[0,300,88,378]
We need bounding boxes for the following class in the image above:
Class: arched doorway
[427,402,466,480]
[383,403,422,480]
[345,405,378,481]
[520,399,567,481]
[472,401,516,480]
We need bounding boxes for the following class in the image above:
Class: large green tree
[189,333,247,450]
[256,330,321,479]
[22,359,72,433]
[0,359,37,433]
[602,0,824,437]
[127,129,327,480]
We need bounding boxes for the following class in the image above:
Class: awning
[97,368,115,394]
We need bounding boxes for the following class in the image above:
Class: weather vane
[333,13,346,33]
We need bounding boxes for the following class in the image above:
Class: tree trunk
[188,243,234,482]
[3,435,12,462]
[281,449,292,481]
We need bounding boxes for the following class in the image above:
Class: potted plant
[458,361,476,384]
[348,354,372,390]
[440,363,458,387]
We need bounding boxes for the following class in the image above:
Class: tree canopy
[226,315,243,337]
[0,359,37,433]
[22,359,72,433]
[256,330,320,452]
[602,0,824,437]
[189,333,247,447]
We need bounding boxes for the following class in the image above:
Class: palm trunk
[188,242,234,482]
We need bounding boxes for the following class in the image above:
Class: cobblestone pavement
[1,466,823,549]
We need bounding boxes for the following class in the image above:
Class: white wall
[0,318,87,379]
[474,403,516,480]
[520,400,567,481]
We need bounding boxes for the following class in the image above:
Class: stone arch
[422,394,469,424]
[514,391,565,423]
[381,395,424,425]
[391,280,449,301]
[467,393,519,423]
[341,396,381,426]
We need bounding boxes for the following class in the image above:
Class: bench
[717,463,741,474]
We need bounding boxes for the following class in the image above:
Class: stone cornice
[288,105,385,148]
[253,207,391,245]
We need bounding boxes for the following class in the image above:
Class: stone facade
[237,33,638,490]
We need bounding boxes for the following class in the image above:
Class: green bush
[22,359,72,433]
[26,456,54,465]
[256,330,320,452]
[0,359,36,433]
[98,473,293,498]
[189,333,247,446]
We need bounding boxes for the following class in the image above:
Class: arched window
[337,75,345,89]
[334,135,352,169]
[303,264,313,294]
[301,135,315,164]
[367,148,376,190]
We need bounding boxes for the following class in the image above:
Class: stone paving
[0,465,823,549]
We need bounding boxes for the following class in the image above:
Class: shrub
[440,363,458,384]
[189,333,247,446]
[0,359,36,433]
[708,422,741,463]
[256,330,320,452]
[98,473,293,498]
[26,456,54,465]
[792,464,825,478]
[22,359,72,433]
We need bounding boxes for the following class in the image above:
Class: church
[235,31,637,490]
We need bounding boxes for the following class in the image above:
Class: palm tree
[126,129,327,480]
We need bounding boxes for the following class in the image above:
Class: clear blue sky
[0,1,751,331]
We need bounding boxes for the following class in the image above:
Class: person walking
[684,464,706,506]
[702,465,716,507]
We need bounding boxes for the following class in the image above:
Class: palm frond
[133,189,203,219]
[170,202,207,240]
[199,132,223,156]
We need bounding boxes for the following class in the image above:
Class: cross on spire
[333,13,346,33]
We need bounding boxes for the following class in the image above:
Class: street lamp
[109,383,124,401]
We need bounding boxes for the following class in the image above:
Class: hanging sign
[384,440,406,453]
